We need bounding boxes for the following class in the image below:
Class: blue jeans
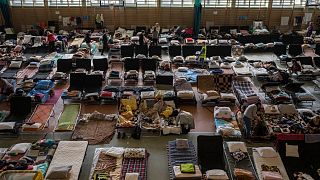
[243,116,251,139]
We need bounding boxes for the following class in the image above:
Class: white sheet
[252,149,290,180]
[46,141,88,180]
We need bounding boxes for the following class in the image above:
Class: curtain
[0,0,12,27]
[193,0,202,39]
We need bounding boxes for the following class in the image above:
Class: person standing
[84,32,91,50]
[152,27,159,46]
[306,22,313,37]
[0,78,14,101]
[139,30,145,46]
[47,31,56,52]
[101,30,110,55]
[243,102,261,138]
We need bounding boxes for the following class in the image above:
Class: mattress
[17,67,39,79]
[46,141,88,180]
[215,118,241,138]
[90,148,123,180]
[55,104,80,131]
[233,66,252,76]
[22,104,54,131]
[252,149,290,180]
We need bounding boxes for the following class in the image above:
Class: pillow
[22,123,42,129]
[263,105,280,115]
[33,162,49,176]
[180,163,195,173]
[207,90,220,97]
[106,147,125,158]
[226,142,247,153]
[278,104,298,116]
[173,56,184,62]
[214,107,233,120]
[285,143,299,157]
[125,173,139,180]
[46,165,72,179]
[0,122,15,130]
[302,65,314,69]
[9,61,22,69]
[40,59,52,66]
[35,80,52,90]
[9,143,31,154]
[124,148,145,158]
[220,62,231,69]
[220,93,236,101]
[206,169,229,180]
[178,67,188,72]
[234,168,254,180]
[186,56,196,62]
[176,139,189,149]
[100,91,115,98]
[261,171,283,180]
[141,91,154,99]
[255,147,278,158]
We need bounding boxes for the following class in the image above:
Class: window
[86,0,125,6]
[203,0,230,7]
[137,0,157,6]
[48,0,82,6]
[10,0,44,6]
[161,0,193,7]
[272,0,306,7]
[235,0,268,7]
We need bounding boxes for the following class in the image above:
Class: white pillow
[9,143,31,154]
[40,59,52,65]
[178,67,188,72]
[22,123,42,129]
[9,61,22,69]
[0,122,15,130]
[106,147,125,158]
[125,173,139,180]
[226,142,248,153]
[286,144,299,157]
[206,169,229,180]
[255,147,278,158]
[141,91,155,99]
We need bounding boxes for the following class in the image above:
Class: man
[243,102,261,138]
[101,30,110,55]
[0,78,14,101]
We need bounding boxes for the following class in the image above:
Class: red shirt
[47,34,55,42]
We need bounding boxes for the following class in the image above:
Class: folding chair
[197,135,225,174]
[121,45,134,58]
[57,59,73,73]
[135,45,148,57]
[93,57,108,72]
[274,44,287,56]
[124,58,140,72]
[75,58,91,71]
[288,44,302,57]
[148,45,162,57]
[169,45,182,58]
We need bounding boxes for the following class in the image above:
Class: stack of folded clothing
[144,71,155,80]
[110,71,120,78]
[125,70,138,80]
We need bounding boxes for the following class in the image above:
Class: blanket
[120,152,149,180]
[72,116,116,144]
[46,141,88,180]
[56,104,80,131]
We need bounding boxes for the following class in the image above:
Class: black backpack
[131,125,141,139]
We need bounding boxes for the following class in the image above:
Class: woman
[0,78,14,101]
[47,31,56,52]
[243,102,261,138]
[306,22,313,37]
[152,27,158,46]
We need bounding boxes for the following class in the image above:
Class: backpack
[131,125,141,139]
